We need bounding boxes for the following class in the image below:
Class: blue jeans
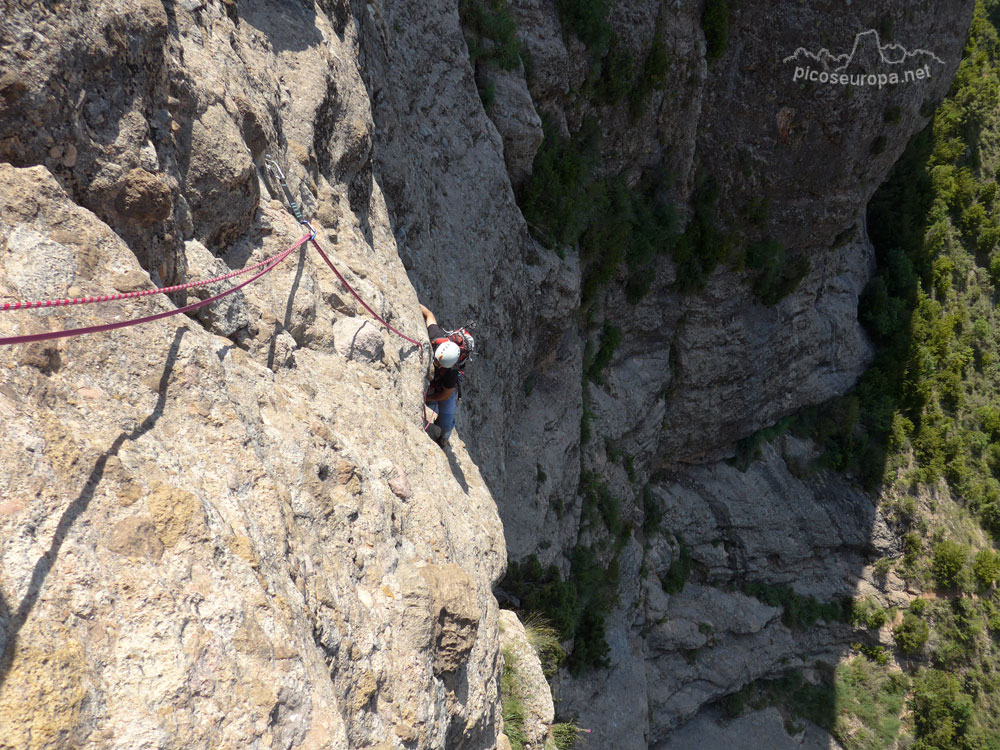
[428,389,458,439]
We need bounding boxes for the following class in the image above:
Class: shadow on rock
[239,0,325,52]
[444,443,469,495]
[267,242,308,370]
[0,327,186,692]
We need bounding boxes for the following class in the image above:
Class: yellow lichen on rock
[352,668,378,710]
[147,483,206,548]
[227,533,260,568]
[0,637,87,750]
[37,413,84,484]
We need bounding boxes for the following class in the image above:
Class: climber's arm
[419,303,437,327]
[425,386,455,403]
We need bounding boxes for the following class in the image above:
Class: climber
[420,303,472,447]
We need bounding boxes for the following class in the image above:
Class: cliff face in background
[493,2,974,747]
[0,1,979,749]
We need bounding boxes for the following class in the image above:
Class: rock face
[480,67,544,189]
[357,0,585,566]
[554,440,901,748]
[0,0,979,748]
[0,1,519,746]
[493,2,972,746]
[0,161,507,748]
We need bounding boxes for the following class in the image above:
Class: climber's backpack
[432,327,475,368]
[432,327,474,400]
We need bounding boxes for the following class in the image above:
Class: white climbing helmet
[434,340,461,368]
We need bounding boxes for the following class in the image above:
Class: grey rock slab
[332,317,386,364]
[0,74,504,748]
[183,238,251,338]
[1,226,78,300]
[481,66,543,188]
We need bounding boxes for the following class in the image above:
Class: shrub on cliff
[596,37,634,105]
[519,120,678,306]
[932,540,969,590]
[910,669,975,748]
[557,0,611,52]
[502,549,617,674]
[519,118,601,249]
[584,322,621,384]
[744,237,812,306]
[671,173,729,292]
[972,548,1000,588]
[500,648,528,749]
[702,0,728,61]
[459,0,521,71]
[894,612,930,656]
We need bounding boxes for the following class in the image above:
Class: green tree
[910,669,974,748]
[972,548,1000,588]
[702,0,728,61]
[932,540,969,589]
[894,611,930,655]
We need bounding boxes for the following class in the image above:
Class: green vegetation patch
[660,534,693,594]
[834,658,908,750]
[596,35,634,105]
[459,0,522,71]
[556,0,611,53]
[722,659,907,750]
[894,611,930,656]
[551,722,584,749]
[502,548,618,675]
[501,647,528,749]
[585,322,621,383]
[517,118,679,306]
[702,0,729,62]
[744,237,812,306]
[523,613,566,678]
[932,539,970,590]
[593,31,670,119]
[579,470,631,540]
[670,172,730,292]
[909,669,978,749]
[741,581,852,629]
[518,117,602,250]
[973,547,1000,588]
[641,485,663,536]
[580,171,679,306]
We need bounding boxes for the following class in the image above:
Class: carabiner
[264,155,286,183]
[300,220,318,241]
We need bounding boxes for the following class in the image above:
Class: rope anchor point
[264,155,285,182]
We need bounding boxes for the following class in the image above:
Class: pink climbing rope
[1,242,301,311]
[0,226,428,360]
[0,234,309,346]
[309,237,426,351]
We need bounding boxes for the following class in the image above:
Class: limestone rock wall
[357,0,585,565]
[555,440,900,748]
[0,1,522,748]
